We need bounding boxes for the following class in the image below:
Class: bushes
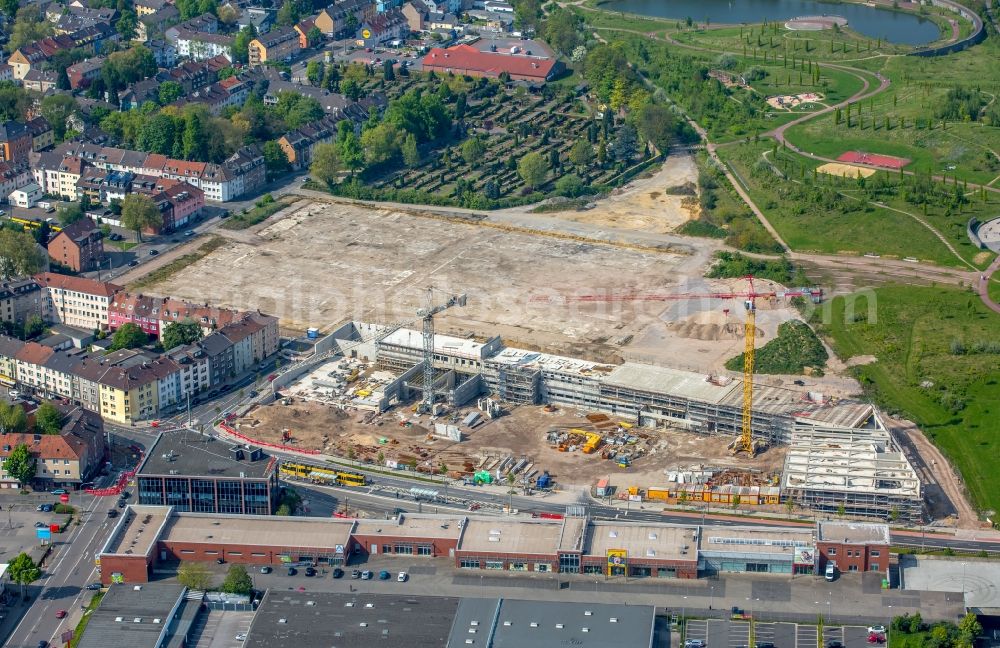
[725,320,828,375]
[706,251,798,284]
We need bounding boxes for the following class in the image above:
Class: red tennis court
[837,151,910,169]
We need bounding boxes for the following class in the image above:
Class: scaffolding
[781,425,923,522]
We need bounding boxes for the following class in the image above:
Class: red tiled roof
[33,272,121,298]
[422,45,556,80]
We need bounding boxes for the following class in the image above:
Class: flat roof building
[246,591,460,648]
[446,598,657,648]
[136,433,279,515]
[75,582,199,648]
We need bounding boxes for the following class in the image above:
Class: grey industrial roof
[76,583,189,648]
[817,520,890,545]
[139,432,274,479]
[244,591,460,648]
[446,598,655,648]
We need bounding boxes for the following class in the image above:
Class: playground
[766,92,825,111]
[837,151,911,170]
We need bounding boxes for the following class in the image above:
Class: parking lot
[684,619,883,648]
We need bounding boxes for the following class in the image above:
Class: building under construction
[324,322,922,522]
[781,425,923,522]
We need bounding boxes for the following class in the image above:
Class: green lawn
[716,141,978,266]
[221,196,293,230]
[129,236,225,290]
[813,285,1000,516]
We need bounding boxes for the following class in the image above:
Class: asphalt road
[6,494,115,648]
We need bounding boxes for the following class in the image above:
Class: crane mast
[741,277,757,457]
[417,289,467,413]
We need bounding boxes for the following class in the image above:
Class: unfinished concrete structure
[312,322,921,522]
[781,425,923,522]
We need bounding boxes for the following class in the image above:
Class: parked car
[235,634,247,642]
[51,489,67,495]
[55,610,67,619]
[361,570,373,580]
[128,260,139,267]
[34,521,46,528]
[755,643,775,648]
[107,509,118,518]
[149,249,158,256]
[37,641,48,648]
[37,504,53,512]
[827,642,845,648]
[397,571,407,582]
[867,633,885,644]
[685,641,705,648]
[287,567,297,576]
[867,627,886,635]
[184,230,195,236]
[378,570,390,580]
[86,583,102,590]
[332,568,344,579]
[260,566,272,574]
[305,567,316,577]
[351,569,362,579]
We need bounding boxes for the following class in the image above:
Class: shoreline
[586,0,960,48]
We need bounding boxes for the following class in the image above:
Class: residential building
[401,0,428,31]
[130,176,205,231]
[109,293,161,337]
[8,182,43,208]
[0,160,31,200]
[57,156,87,200]
[173,28,234,62]
[66,57,105,90]
[0,335,26,388]
[47,217,104,272]
[156,298,244,338]
[166,344,211,398]
[294,18,317,48]
[22,69,58,93]
[6,35,76,79]
[34,272,121,331]
[136,433,279,515]
[0,121,32,164]
[0,406,106,489]
[355,9,409,47]
[248,26,300,67]
[53,6,117,34]
[135,0,169,16]
[426,10,458,29]
[145,38,177,67]
[315,0,376,36]
[0,280,44,331]
[277,115,340,169]
[14,343,86,399]
[75,355,161,424]
[421,44,561,82]
[237,6,276,34]
[199,331,236,385]
[25,117,54,152]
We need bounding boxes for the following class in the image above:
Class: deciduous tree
[110,323,149,351]
[517,151,548,190]
[178,561,213,590]
[310,142,341,185]
[8,553,41,596]
[5,445,35,487]
[120,193,162,241]
[0,401,28,434]
[162,320,204,351]
[35,403,63,435]
[221,564,253,595]
[0,230,45,279]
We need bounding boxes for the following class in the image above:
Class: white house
[8,182,42,208]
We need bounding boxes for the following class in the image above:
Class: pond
[599,0,942,44]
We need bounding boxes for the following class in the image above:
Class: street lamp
[962,562,968,599]
[710,585,715,611]
[682,595,688,622]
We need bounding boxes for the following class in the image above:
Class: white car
[867,626,886,635]
[235,633,247,641]
[397,571,408,582]
[685,640,706,648]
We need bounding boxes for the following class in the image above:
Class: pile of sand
[665,310,762,341]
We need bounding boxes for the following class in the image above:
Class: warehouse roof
[458,518,565,554]
[818,520,890,545]
[245,591,459,648]
[162,512,355,550]
[139,433,275,479]
[446,598,655,648]
[76,583,189,648]
[585,521,697,562]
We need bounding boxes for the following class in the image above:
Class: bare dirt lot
[234,399,785,488]
[146,194,750,367]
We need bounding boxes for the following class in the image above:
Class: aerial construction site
[143,182,926,524]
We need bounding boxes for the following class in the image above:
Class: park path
[978,255,1000,315]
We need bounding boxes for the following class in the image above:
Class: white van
[825,562,837,581]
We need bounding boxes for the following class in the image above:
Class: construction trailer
[780,424,924,522]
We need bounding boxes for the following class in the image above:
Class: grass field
[129,236,225,291]
[715,141,995,266]
[221,195,293,230]
[813,285,1000,516]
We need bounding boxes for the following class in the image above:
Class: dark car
[287,567,297,576]
[86,583,102,590]
[827,642,845,648]
[755,643,776,648]
[378,570,391,580]
[128,260,139,267]
[38,641,48,648]
[332,568,344,579]
[305,567,316,577]
[34,521,46,528]
[261,566,272,574]
[121,491,131,499]
[117,499,126,509]
[351,569,361,579]
[40,504,53,512]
